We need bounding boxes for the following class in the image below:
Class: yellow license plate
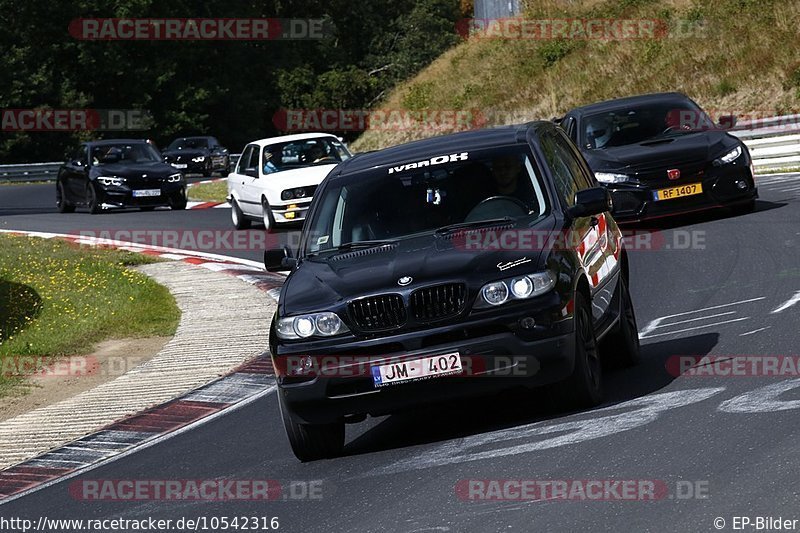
[652,183,703,201]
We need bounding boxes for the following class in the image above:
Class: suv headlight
[166,173,183,183]
[276,312,350,339]
[595,172,638,184]
[97,176,126,187]
[714,145,742,166]
[191,156,206,163]
[475,271,556,309]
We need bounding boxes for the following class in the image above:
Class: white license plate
[132,189,161,197]
[371,352,462,387]
[172,163,188,169]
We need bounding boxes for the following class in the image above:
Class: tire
[262,198,275,233]
[169,191,187,210]
[220,168,230,178]
[600,275,640,368]
[231,198,251,230]
[56,181,75,213]
[558,291,603,409]
[278,391,344,462]
[202,160,213,177]
[86,183,101,214]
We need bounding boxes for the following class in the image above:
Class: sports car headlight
[166,173,183,183]
[276,312,350,340]
[96,176,126,187]
[191,156,206,163]
[475,271,556,309]
[595,172,637,184]
[714,145,742,166]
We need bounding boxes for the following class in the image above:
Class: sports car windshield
[303,146,548,255]
[262,137,352,174]
[90,143,162,165]
[167,138,210,150]
[581,101,714,149]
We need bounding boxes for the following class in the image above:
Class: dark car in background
[558,92,758,222]
[265,122,639,461]
[162,136,231,177]
[56,139,187,214]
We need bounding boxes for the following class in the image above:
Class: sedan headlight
[714,145,742,166]
[96,176,126,187]
[191,156,206,163]
[281,188,308,201]
[276,312,350,339]
[594,172,637,184]
[475,271,556,309]
[166,173,183,183]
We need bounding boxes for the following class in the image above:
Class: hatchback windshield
[167,137,210,150]
[263,138,352,174]
[90,143,162,165]
[303,146,548,255]
[581,100,713,149]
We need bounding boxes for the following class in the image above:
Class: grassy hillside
[352,0,800,151]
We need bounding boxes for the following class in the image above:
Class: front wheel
[600,275,640,368]
[169,191,187,210]
[262,198,275,233]
[56,181,75,213]
[278,392,344,462]
[557,291,602,409]
[86,183,101,215]
[231,198,251,230]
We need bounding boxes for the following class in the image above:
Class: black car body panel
[559,92,758,222]
[162,136,230,175]
[57,139,186,210]
[269,122,631,426]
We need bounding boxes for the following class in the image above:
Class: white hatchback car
[227,133,352,231]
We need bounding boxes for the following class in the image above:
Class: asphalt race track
[1,175,800,531]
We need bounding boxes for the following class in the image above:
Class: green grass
[352,0,800,152]
[187,181,228,203]
[0,234,180,395]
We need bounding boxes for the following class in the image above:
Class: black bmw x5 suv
[265,122,640,461]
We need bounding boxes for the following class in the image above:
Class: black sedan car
[56,139,187,214]
[558,92,758,222]
[265,121,639,461]
[162,136,230,177]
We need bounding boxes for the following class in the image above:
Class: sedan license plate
[652,183,703,201]
[172,163,188,169]
[372,352,462,387]
[132,189,161,198]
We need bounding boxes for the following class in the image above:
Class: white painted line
[740,326,772,336]
[640,317,751,339]
[0,381,277,507]
[653,311,736,329]
[655,297,766,321]
[638,318,661,338]
[771,290,800,314]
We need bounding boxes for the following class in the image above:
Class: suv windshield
[303,146,548,255]
[167,137,210,150]
[263,137,352,175]
[91,143,162,165]
[581,100,713,149]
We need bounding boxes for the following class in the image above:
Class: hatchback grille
[348,294,406,331]
[410,283,466,322]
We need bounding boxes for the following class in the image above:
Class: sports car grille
[348,294,406,331]
[410,283,467,322]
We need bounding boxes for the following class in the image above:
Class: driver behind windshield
[490,154,536,207]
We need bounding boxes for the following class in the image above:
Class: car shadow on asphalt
[617,199,785,232]
[341,332,719,457]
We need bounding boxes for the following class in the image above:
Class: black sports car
[558,92,758,222]
[265,122,639,461]
[56,139,187,214]
[162,136,230,177]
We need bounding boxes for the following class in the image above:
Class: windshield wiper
[434,217,514,236]
[332,240,398,253]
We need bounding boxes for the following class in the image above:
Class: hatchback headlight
[276,312,350,339]
[191,156,206,163]
[97,176,126,187]
[714,145,742,166]
[475,271,556,309]
[594,172,637,184]
[166,173,183,183]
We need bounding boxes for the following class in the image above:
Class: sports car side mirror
[568,187,612,219]
[264,246,297,272]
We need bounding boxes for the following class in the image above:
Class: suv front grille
[410,283,466,322]
[348,294,406,331]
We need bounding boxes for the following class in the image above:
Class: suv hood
[90,161,178,179]
[280,216,557,316]
[162,148,209,158]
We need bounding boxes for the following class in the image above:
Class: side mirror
[264,246,297,272]
[244,167,259,178]
[568,187,612,219]
[717,114,737,130]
